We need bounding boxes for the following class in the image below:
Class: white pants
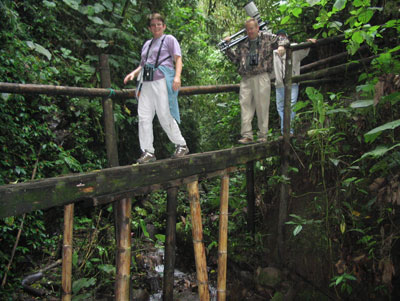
[239,72,271,139]
[138,78,186,153]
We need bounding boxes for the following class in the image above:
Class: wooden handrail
[0,82,239,98]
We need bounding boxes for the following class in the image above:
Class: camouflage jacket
[225,31,289,77]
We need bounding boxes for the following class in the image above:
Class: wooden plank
[0,142,278,218]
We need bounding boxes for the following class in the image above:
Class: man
[224,18,289,144]
[124,13,189,164]
[273,29,316,134]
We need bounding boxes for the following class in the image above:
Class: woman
[124,13,189,164]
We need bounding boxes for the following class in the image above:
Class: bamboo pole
[99,54,131,300]
[246,161,255,234]
[187,180,210,301]
[163,187,178,301]
[217,172,230,301]
[62,203,74,301]
[114,198,132,300]
[277,48,293,264]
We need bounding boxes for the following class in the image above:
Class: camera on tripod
[217,1,268,52]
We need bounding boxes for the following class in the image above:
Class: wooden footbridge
[0,35,375,300]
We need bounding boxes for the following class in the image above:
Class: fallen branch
[21,259,62,297]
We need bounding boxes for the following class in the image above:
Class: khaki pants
[239,72,271,139]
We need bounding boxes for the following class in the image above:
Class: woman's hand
[123,67,141,84]
[172,76,181,91]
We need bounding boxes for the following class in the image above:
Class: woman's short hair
[147,13,165,26]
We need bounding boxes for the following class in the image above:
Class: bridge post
[163,186,178,300]
[99,54,132,300]
[278,47,293,264]
[187,180,210,301]
[61,203,74,301]
[217,171,230,301]
[246,161,255,234]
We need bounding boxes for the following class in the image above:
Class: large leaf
[26,41,52,60]
[358,9,374,24]
[306,0,321,6]
[358,144,400,161]
[88,16,104,25]
[351,30,364,44]
[72,277,96,294]
[364,119,400,143]
[350,99,374,108]
[292,7,302,17]
[333,0,347,11]
[63,0,81,11]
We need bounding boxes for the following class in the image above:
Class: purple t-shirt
[140,34,181,81]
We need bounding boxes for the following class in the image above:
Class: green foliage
[330,272,357,294]
[286,214,322,236]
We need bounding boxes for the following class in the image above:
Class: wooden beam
[292,55,377,84]
[0,82,239,99]
[0,142,277,219]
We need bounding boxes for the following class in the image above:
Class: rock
[240,270,254,287]
[175,290,200,301]
[255,266,283,288]
[131,288,150,301]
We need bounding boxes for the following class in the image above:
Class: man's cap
[276,29,288,36]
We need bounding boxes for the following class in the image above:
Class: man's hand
[277,45,286,57]
[307,38,317,43]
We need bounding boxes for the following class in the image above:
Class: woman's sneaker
[137,151,156,164]
[172,145,189,158]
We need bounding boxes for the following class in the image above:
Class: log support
[163,187,179,301]
[217,172,230,301]
[278,47,293,264]
[187,181,210,301]
[246,161,255,234]
[62,204,74,301]
[114,198,132,300]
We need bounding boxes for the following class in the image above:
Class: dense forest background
[1,0,400,300]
